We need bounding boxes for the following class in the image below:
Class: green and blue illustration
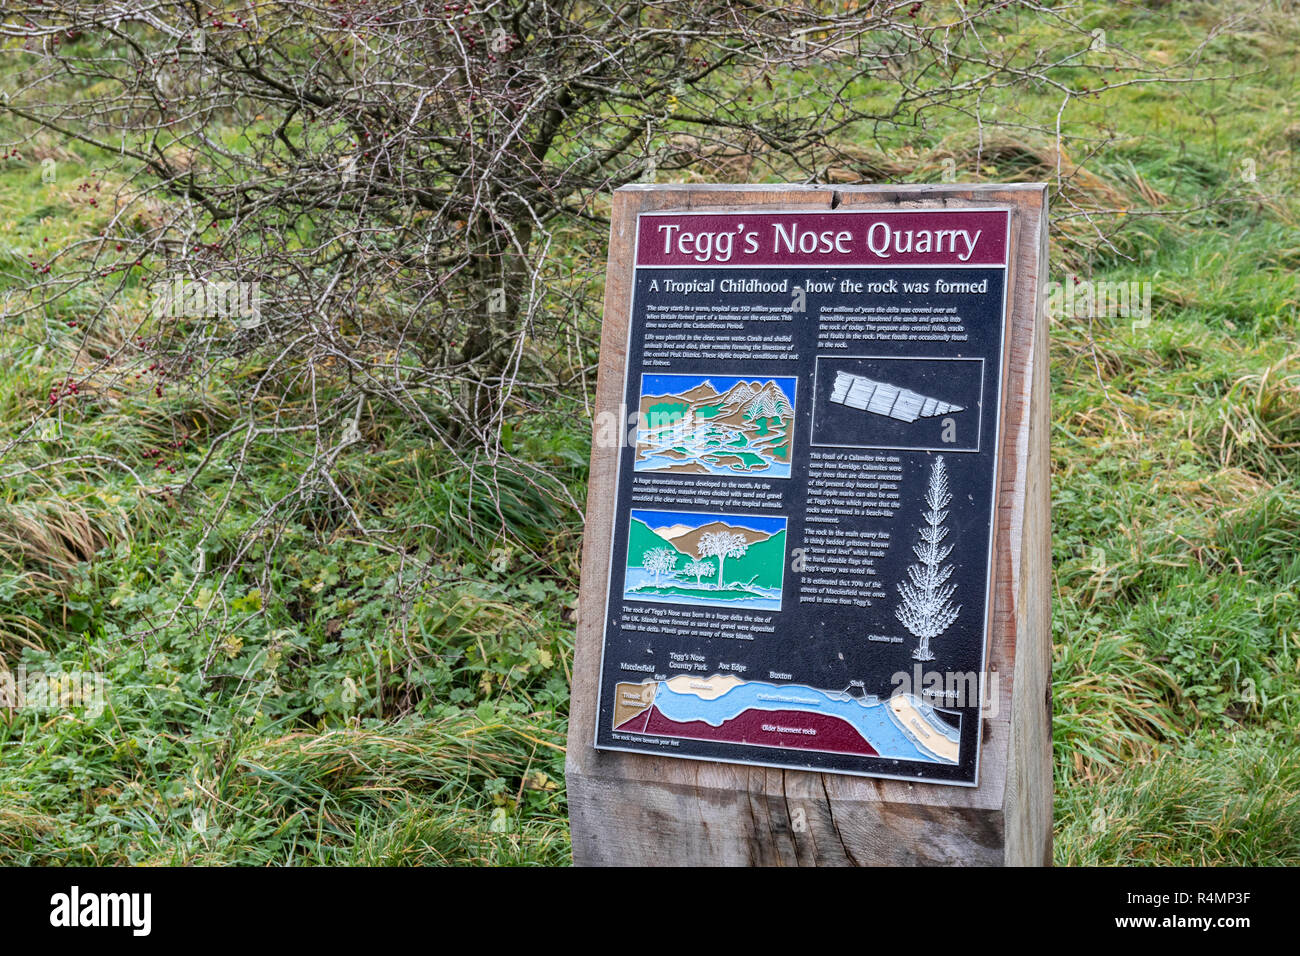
[634,374,797,478]
[623,509,787,611]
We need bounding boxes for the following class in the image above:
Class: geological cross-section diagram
[611,675,961,765]
[828,370,963,423]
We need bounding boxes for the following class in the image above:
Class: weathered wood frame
[566,184,1051,866]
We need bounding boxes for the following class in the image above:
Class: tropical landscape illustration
[634,374,797,478]
[623,509,787,610]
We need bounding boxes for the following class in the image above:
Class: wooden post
[566,184,1051,866]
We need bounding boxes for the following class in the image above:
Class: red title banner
[635,209,1008,268]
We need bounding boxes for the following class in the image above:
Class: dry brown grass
[0,494,112,580]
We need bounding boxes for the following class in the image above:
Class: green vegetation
[703,451,766,470]
[646,401,688,426]
[736,533,787,591]
[2,2,1299,865]
[627,518,672,568]
[627,584,770,602]
[0,139,579,859]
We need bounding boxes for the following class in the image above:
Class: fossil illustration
[896,456,962,662]
[829,370,963,423]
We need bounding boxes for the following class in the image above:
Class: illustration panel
[634,374,798,478]
[623,509,787,611]
[612,674,961,765]
[811,356,983,453]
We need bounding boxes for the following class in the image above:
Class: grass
[1,1,1299,865]
[1057,733,1300,866]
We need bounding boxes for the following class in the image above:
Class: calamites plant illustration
[896,456,962,661]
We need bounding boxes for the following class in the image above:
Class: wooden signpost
[566,184,1051,866]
